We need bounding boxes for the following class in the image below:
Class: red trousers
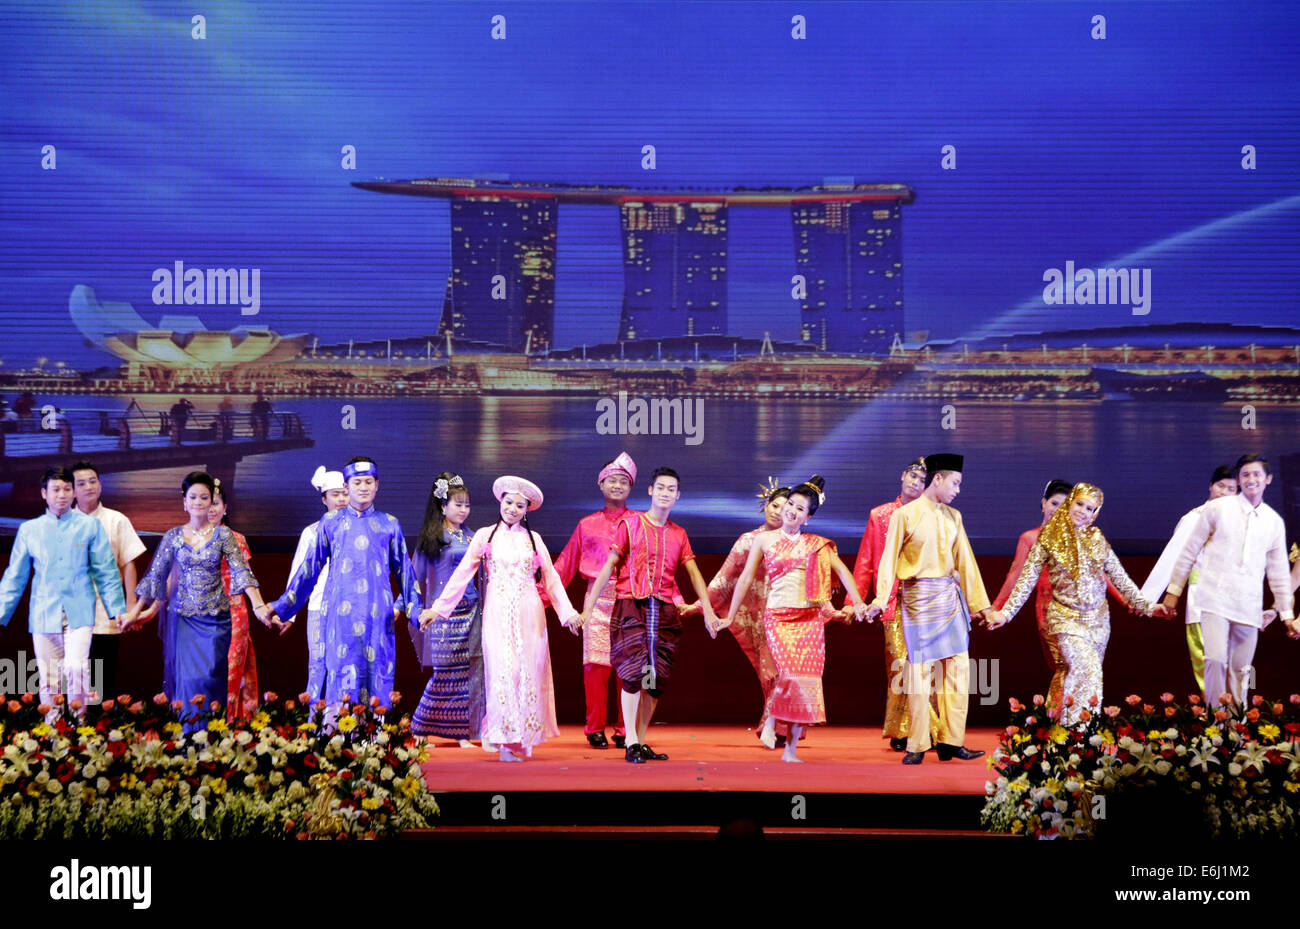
[583,663,624,736]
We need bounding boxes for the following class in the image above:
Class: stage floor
[418,725,998,795]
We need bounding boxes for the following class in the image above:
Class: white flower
[1154,760,1171,776]
[34,770,49,785]
[108,729,124,742]
[1041,761,1051,773]
[1118,736,1134,750]
[243,774,258,789]
[22,739,38,754]
[1175,745,1187,756]
[1165,727,1179,740]
[97,777,110,792]
[236,730,253,746]
[46,779,62,795]
[1024,745,1039,757]
[198,784,211,798]
[268,771,283,786]
[1064,779,1081,793]
[82,763,98,778]
[1227,762,1243,776]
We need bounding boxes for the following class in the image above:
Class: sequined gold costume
[1000,484,1155,724]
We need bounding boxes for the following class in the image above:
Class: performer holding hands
[721,476,871,762]
[983,482,1170,724]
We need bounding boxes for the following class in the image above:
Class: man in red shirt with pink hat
[551,452,638,749]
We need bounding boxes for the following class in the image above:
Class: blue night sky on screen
[2,0,1298,366]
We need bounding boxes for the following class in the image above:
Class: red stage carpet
[412,725,1002,837]
[419,724,999,794]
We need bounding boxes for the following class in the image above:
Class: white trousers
[32,623,95,720]
[1200,612,1258,706]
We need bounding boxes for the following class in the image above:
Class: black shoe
[625,743,645,764]
[612,734,626,749]
[934,743,985,761]
[889,738,908,752]
[639,743,668,761]
[586,732,608,749]
[902,751,925,765]
[773,735,788,749]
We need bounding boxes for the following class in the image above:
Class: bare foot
[759,719,778,750]
[498,747,524,762]
[481,739,497,753]
[458,739,474,748]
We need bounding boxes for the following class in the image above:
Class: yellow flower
[207,718,228,734]
[399,777,420,797]
[1048,726,1068,744]
[1045,778,1064,794]
[250,712,270,730]
[1147,729,1163,741]
[382,723,397,733]
[337,716,358,732]
[164,722,183,736]
[1010,820,1024,834]
[1285,782,1299,794]
[1257,723,1280,741]
[1009,780,1028,793]
[208,776,227,795]
[31,723,50,737]
[1100,730,1115,745]
[77,726,96,739]
[1205,725,1221,739]
[297,722,317,732]
[120,773,139,790]
[362,797,381,810]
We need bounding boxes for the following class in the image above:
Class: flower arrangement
[0,690,438,839]
[982,692,1300,839]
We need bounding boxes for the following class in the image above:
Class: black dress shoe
[625,743,645,764]
[773,735,788,749]
[639,743,669,761]
[902,751,925,765]
[612,735,626,749]
[934,743,985,761]
[889,738,908,752]
[586,732,609,749]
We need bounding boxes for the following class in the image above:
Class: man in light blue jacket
[0,467,127,719]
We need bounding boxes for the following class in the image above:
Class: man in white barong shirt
[1157,455,1296,705]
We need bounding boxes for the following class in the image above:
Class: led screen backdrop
[2,0,1299,550]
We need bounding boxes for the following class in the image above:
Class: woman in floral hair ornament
[409,472,490,750]
[420,476,580,761]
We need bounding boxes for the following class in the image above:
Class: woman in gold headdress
[984,483,1170,724]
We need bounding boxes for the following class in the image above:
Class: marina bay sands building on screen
[354,178,915,355]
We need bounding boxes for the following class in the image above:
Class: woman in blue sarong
[121,471,267,728]
[409,472,489,749]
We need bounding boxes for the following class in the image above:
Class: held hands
[852,602,873,624]
[981,609,1009,630]
[863,603,883,623]
[417,608,442,632]
[703,609,728,639]
[1161,592,1179,614]
[562,612,584,637]
[678,600,703,617]
[1283,616,1300,640]
[1150,603,1174,621]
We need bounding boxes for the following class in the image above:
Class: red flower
[101,698,116,710]
[53,695,65,706]
[1105,706,1121,718]
[285,700,296,711]
[369,695,381,707]
[1246,708,1260,722]
[129,701,144,714]
[263,691,279,704]
[5,700,19,713]
[153,693,168,705]
[1141,704,1154,715]
[1025,716,1037,726]
[1284,723,1300,735]
[352,704,366,716]
[1214,710,1229,722]
[1251,695,1264,707]
[297,691,311,703]
[1160,692,1175,703]
[37,704,50,715]
[1273,703,1285,715]
[303,755,318,769]
[1008,698,1023,712]
[339,770,353,780]
[20,693,33,704]
[1088,695,1099,707]
[1188,694,1202,705]
[1033,694,1045,706]
[1290,694,1300,705]
[1165,707,1177,718]
[1079,709,1091,722]
[1218,692,1233,706]
[389,690,402,705]
[1125,694,1141,706]
[1064,696,1075,708]
[189,694,206,707]
[1191,706,1206,717]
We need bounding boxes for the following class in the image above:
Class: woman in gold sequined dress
[984,483,1171,724]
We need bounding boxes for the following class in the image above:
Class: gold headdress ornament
[756,476,782,501]
[1037,482,1106,583]
[1291,542,1298,565]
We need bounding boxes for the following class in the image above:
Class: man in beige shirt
[867,454,990,764]
[72,460,145,698]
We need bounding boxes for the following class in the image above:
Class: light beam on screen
[682,193,1300,537]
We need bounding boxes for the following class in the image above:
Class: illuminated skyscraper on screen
[618,201,728,341]
[792,198,903,354]
[445,194,557,352]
